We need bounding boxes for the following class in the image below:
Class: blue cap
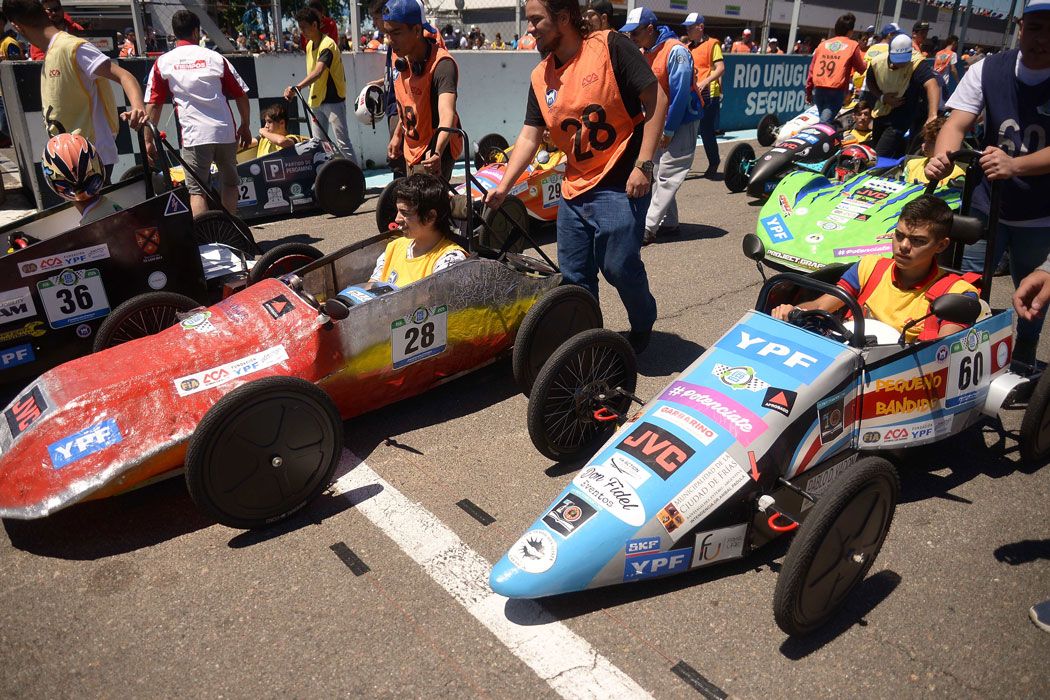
[865,25,875,33]
[621,7,658,32]
[382,0,436,32]
[1024,0,1050,14]
[881,22,902,36]
[683,12,705,26]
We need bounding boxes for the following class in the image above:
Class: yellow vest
[305,34,345,107]
[843,128,872,145]
[41,32,118,140]
[869,52,925,119]
[904,156,966,186]
[864,43,888,65]
[257,133,306,157]
[380,236,465,288]
[0,36,22,60]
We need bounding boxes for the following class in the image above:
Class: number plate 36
[37,268,110,329]
[391,305,448,369]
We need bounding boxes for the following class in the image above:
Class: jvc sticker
[18,244,110,278]
[617,421,695,480]
[4,385,47,437]
[174,345,289,396]
[0,287,37,325]
[623,548,692,581]
[47,418,122,469]
[37,268,110,329]
[542,492,597,538]
[391,305,447,369]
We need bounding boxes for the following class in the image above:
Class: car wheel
[724,143,755,193]
[375,178,403,233]
[772,456,899,636]
[479,193,529,253]
[474,132,510,171]
[527,328,636,462]
[513,285,603,396]
[1019,370,1050,463]
[193,210,259,256]
[248,242,324,285]
[119,164,145,183]
[92,291,200,352]
[314,157,365,217]
[758,113,780,147]
[185,376,343,529]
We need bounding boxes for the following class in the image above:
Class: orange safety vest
[809,36,859,89]
[529,30,643,199]
[934,48,956,74]
[646,37,700,105]
[393,44,463,166]
[518,34,537,50]
[691,37,721,99]
[731,41,752,54]
[854,257,981,341]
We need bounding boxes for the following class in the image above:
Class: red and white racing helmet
[833,144,877,182]
[355,84,386,126]
[41,131,105,202]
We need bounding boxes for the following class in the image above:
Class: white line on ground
[330,450,653,700]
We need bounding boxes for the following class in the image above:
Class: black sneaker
[642,229,657,246]
[628,329,651,354]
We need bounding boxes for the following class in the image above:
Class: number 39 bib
[391,305,448,369]
[37,268,110,329]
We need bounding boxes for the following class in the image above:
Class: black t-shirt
[525,31,657,190]
[318,48,343,104]
[868,60,936,128]
[426,58,458,130]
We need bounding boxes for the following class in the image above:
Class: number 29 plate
[391,305,448,369]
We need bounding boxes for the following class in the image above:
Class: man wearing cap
[925,0,1050,370]
[684,12,723,175]
[731,28,754,54]
[911,20,930,57]
[584,0,613,32]
[485,0,667,352]
[766,37,783,54]
[860,32,939,157]
[623,7,702,245]
[285,7,356,162]
[383,0,462,180]
[806,13,867,123]
[864,23,900,65]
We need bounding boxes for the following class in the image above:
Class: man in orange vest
[731,28,754,53]
[806,13,867,123]
[911,20,930,57]
[622,6,702,245]
[517,30,537,50]
[383,0,461,181]
[684,13,723,175]
[933,35,959,104]
[485,0,667,352]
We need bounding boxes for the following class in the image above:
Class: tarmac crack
[657,279,764,324]
[870,626,988,695]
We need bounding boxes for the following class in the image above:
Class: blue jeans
[698,96,721,171]
[557,187,657,332]
[812,87,846,124]
[962,211,1050,355]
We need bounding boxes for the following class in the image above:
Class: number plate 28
[391,305,448,369]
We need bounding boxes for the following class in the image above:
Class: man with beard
[484,0,667,352]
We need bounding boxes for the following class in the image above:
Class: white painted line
[331,451,653,700]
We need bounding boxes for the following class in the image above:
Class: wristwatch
[634,159,655,178]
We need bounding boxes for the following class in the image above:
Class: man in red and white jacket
[145,9,251,216]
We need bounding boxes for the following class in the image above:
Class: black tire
[119,164,145,183]
[724,143,755,193]
[758,113,780,147]
[248,242,324,285]
[1020,370,1050,464]
[314,157,365,217]
[92,291,200,352]
[479,193,529,253]
[375,178,403,233]
[513,285,603,396]
[773,456,899,636]
[474,132,510,171]
[185,376,343,529]
[527,329,636,462]
[193,210,259,256]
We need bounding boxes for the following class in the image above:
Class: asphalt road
[2,139,1048,699]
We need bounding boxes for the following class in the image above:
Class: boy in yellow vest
[369,173,465,289]
[255,103,306,157]
[284,7,356,164]
[3,0,147,181]
[772,196,978,343]
[904,116,966,186]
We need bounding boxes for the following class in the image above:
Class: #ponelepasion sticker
[391,305,448,369]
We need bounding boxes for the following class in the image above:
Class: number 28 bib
[530,30,642,199]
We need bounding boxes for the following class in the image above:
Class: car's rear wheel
[474,132,510,171]
[314,157,365,217]
[724,143,755,193]
[375,178,403,233]
[1020,370,1050,463]
[193,210,259,256]
[92,291,200,352]
[773,456,899,636]
[248,242,324,285]
[527,328,636,462]
[185,376,343,529]
[478,193,529,253]
[513,285,603,396]
[758,113,780,147]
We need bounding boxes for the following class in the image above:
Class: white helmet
[355,84,386,126]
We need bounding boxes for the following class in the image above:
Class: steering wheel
[787,308,854,343]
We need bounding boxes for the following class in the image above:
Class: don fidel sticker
[391,305,447,369]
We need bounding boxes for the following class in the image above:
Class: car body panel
[455,145,566,222]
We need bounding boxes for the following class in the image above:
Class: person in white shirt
[145,9,251,216]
